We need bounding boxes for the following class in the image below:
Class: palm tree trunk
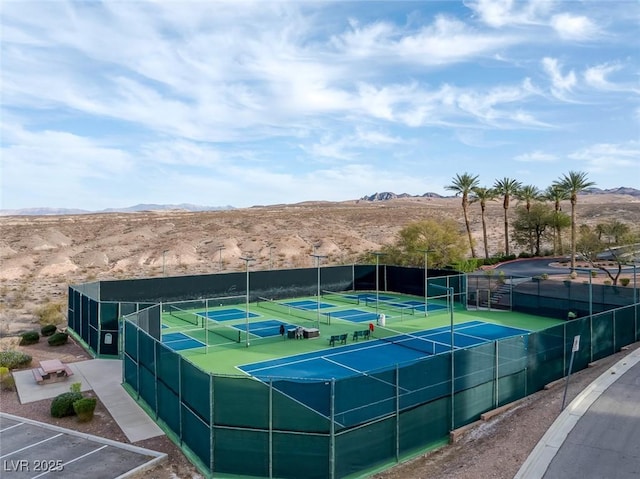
[570,199,577,270]
[463,205,476,258]
[503,208,509,256]
[481,206,489,259]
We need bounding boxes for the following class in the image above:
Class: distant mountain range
[1,187,638,216]
[0,203,234,216]
[360,187,640,202]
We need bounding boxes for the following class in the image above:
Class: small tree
[360,217,469,269]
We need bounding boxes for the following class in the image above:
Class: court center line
[321,357,411,393]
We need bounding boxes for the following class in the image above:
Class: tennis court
[239,320,528,380]
[162,291,560,380]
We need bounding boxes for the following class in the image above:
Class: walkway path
[13,359,163,443]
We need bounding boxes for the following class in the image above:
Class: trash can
[377,314,386,326]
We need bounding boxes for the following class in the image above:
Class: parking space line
[0,421,25,433]
[32,445,109,479]
[0,433,63,459]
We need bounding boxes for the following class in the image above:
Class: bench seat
[329,333,348,346]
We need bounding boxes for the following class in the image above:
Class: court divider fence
[122,301,639,478]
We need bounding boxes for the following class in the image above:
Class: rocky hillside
[1,193,639,334]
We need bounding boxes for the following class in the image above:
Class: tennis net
[257,297,328,327]
[203,317,243,343]
[321,290,360,305]
[364,297,416,318]
[166,305,202,326]
[373,325,452,356]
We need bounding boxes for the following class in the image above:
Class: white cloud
[514,151,557,162]
[550,13,599,40]
[569,141,640,172]
[333,14,516,66]
[465,0,552,28]
[542,57,577,99]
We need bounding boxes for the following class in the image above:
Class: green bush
[19,330,40,346]
[35,302,64,326]
[0,367,15,391]
[73,397,97,422]
[50,391,83,418]
[620,278,630,287]
[47,332,69,346]
[41,324,57,337]
[0,350,32,369]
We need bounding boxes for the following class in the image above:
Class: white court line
[322,357,411,393]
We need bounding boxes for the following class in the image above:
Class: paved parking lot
[0,413,166,479]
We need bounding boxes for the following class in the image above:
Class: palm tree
[554,171,595,270]
[445,173,480,258]
[517,185,541,255]
[471,186,497,259]
[493,177,522,257]
[543,184,569,255]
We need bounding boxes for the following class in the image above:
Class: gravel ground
[2,335,636,479]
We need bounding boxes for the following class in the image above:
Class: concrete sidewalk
[515,347,640,479]
[13,359,163,443]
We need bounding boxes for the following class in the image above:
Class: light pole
[417,249,434,317]
[448,286,454,431]
[430,282,455,431]
[629,262,638,304]
[162,250,168,277]
[269,245,275,270]
[217,246,225,271]
[372,252,386,315]
[240,256,254,348]
[311,253,327,328]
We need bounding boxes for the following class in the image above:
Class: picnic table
[32,359,73,384]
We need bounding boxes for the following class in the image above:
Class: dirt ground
[0,336,203,479]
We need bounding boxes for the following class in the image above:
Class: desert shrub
[73,397,97,422]
[0,366,15,391]
[34,302,64,326]
[19,330,40,346]
[0,350,32,369]
[50,391,83,418]
[620,278,630,287]
[41,324,57,337]
[604,280,612,286]
[48,332,68,346]
[541,273,549,280]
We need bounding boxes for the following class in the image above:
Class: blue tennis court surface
[248,319,295,338]
[204,308,259,322]
[162,332,205,351]
[330,309,379,323]
[240,321,528,380]
[239,321,529,425]
[284,300,334,310]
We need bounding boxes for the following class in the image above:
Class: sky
[1,0,639,210]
